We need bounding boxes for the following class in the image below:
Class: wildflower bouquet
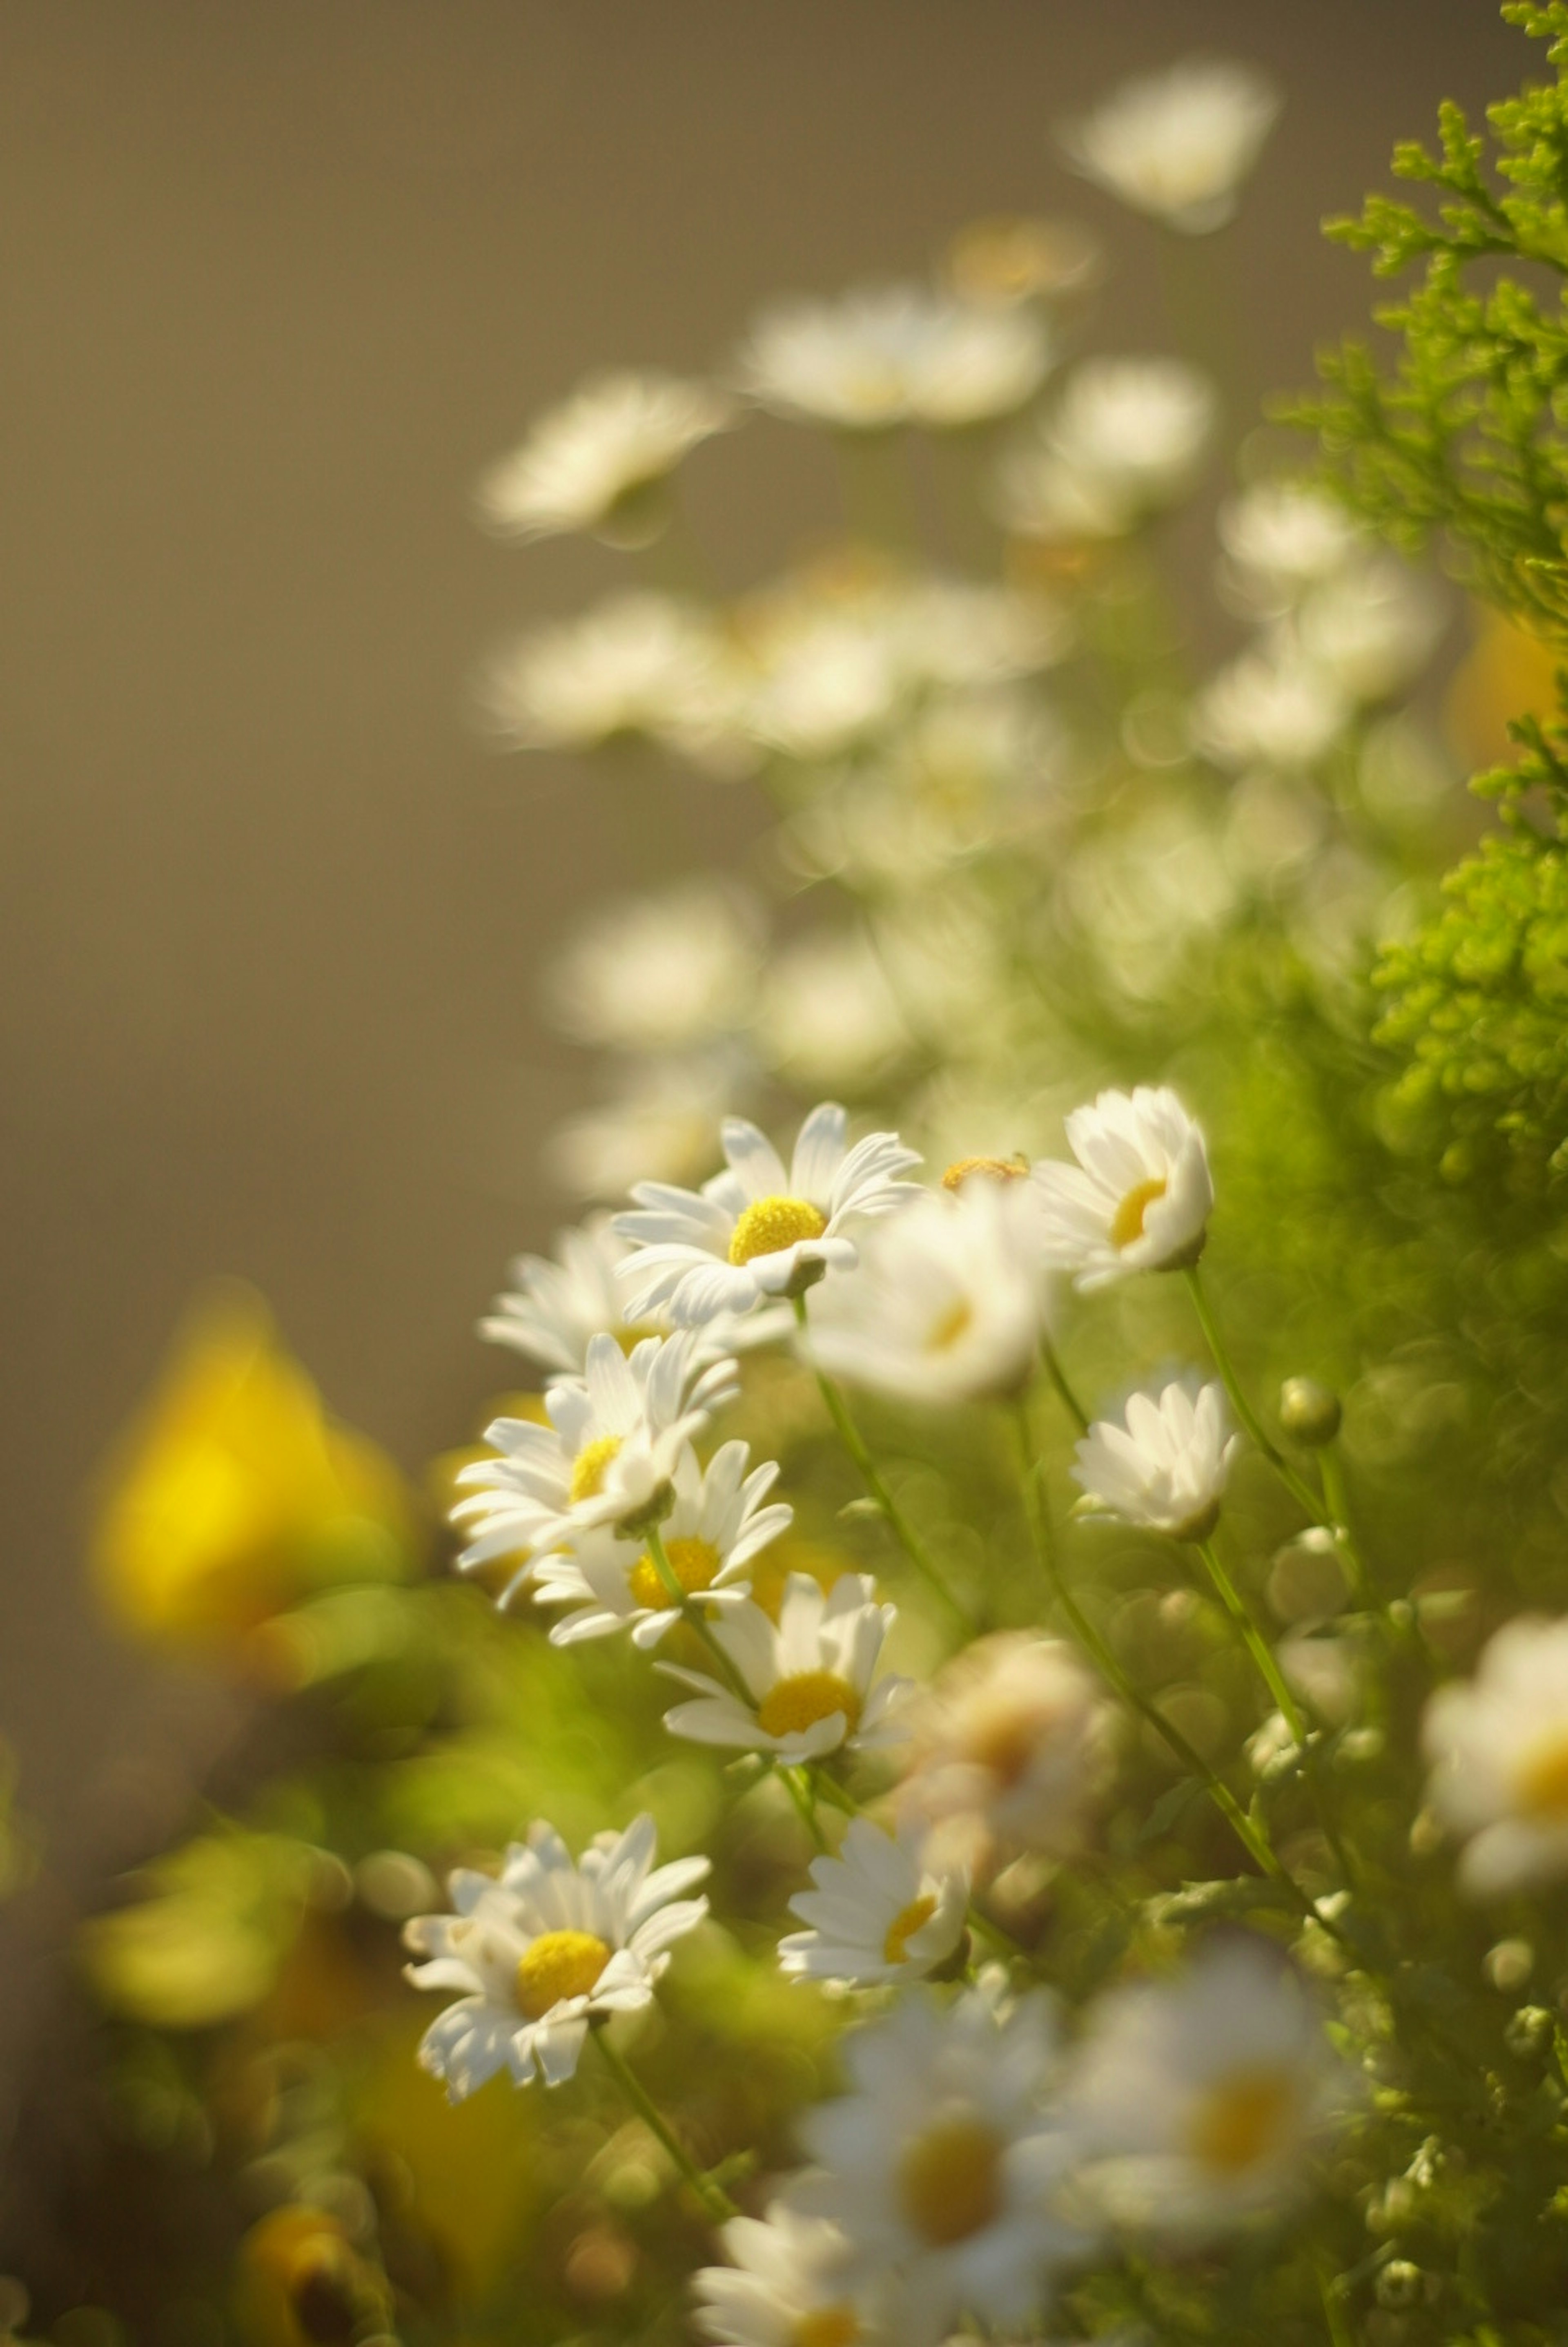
[36,11,1568,2347]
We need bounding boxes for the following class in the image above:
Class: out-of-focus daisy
[1218,481,1361,613]
[480,592,746,774]
[659,1572,908,1765]
[1031,1085,1213,1289]
[895,1633,1115,1879]
[736,286,1051,432]
[1058,59,1282,236]
[532,1440,792,1649]
[792,1987,1091,2347]
[1193,648,1350,773]
[547,1049,757,1204]
[693,2203,864,2347]
[1063,1936,1350,2232]
[1296,556,1446,707]
[477,371,735,544]
[996,358,1217,542]
[615,1101,922,1326]
[403,1815,709,2097]
[543,881,762,1056]
[452,1331,737,1601]
[806,1183,1047,1408]
[779,1816,968,1988]
[1072,1377,1239,1543]
[944,215,1104,309]
[1422,1615,1568,1895]
[757,928,913,1092]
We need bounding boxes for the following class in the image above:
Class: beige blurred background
[0,0,1521,2081]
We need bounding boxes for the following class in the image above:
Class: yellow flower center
[882,1893,938,1966]
[514,1928,612,2020]
[792,2311,859,2347]
[570,1434,623,1505]
[627,1535,722,1612]
[1109,1176,1167,1251]
[968,1696,1046,1789]
[756,1669,862,1741]
[941,1155,1027,1191]
[1517,1729,1568,1817]
[728,1194,829,1267]
[1188,2065,1298,2176]
[897,2115,1003,2246]
[925,1298,973,1353]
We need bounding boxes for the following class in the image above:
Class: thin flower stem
[1040,1332,1090,1436]
[1318,1442,1374,1610]
[1183,1266,1323,1517]
[592,2030,737,2224]
[794,1300,976,1635]
[1193,1535,1306,1741]
[778,1763,829,1850]
[644,1526,753,1702]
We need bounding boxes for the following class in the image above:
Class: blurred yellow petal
[1446,601,1562,770]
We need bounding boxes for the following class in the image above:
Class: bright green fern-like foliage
[1292,3,1568,1180]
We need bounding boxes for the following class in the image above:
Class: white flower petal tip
[1422,1614,1568,1897]
[1031,1084,1212,1290]
[477,370,734,543]
[1071,1375,1238,1540]
[1058,58,1282,236]
[403,1814,709,2099]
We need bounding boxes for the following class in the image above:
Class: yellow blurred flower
[1446,602,1561,770]
[91,1285,416,1656]
[236,2207,387,2347]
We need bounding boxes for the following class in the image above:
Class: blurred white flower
[944,214,1104,309]
[1194,647,1351,773]
[1032,1085,1213,1289]
[544,881,762,1055]
[791,1987,1092,2347]
[477,371,734,543]
[1422,1615,1568,1895]
[1296,556,1446,706]
[1063,1936,1351,2232]
[1063,803,1237,1004]
[403,1815,708,2096]
[808,1183,1047,1408]
[659,1571,909,1764]
[996,358,1216,541]
[780,1816,969,1988]
[480,592,746,774]
[532,1439,791,1649]
[615,1101,922,1325]
[1059,58,1281,235]
[452,1330,737,1600]
[547,1051,756,1204]
[694,2204,864,2347]
[1072,1377,1239,1542]
[757,928,912,1090]
[894,1633,1115,1879]
[737,285,1051,431]
[1218,480,1361,613]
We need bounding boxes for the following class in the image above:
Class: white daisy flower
[995,358,1216,542]
[1031,1085,1213,1290]
[944,214,1105,310]
[1064,1936,1351,2233]
[532,1440,793,1650]
[693,2203,864,2347]
[791,1987,1092,2347]
[403,1814,709,2098]
[807,1182,1047,1408]
[614,1101,922,1326]
[779,1816,968,1988]
[1058,58,1282,236]
[1072,1377,1240,1544]
[480,592,746,775]
[452,1330,738,1601]
[1421,1615,1568,1895]
[1218,481,1361,612]
[894,1633,1116,1881]
[659,1571,909,1765]
[476,370,735,544]
[736,286,1051,432]
[1193,647,1351,773]
[543,880,763,1056]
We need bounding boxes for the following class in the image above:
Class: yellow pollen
[1189,2066,1298,2176]
[897,2115,1003,2246]
[792,2311,859,2347]
[570,1434,623,1505]
[756,1669,861,1741]
[728,1194,828,1267]
[941,1154,1028,1191]
[514,1928,612,2020]
[968,1697,1046,1789]
[926,1298,973,1352]
[627,1535,721,1612]
[1110,1175,1167,1251]
[882,1893,938,1966]
[1517,1730,1568,1817]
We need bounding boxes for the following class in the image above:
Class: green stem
[777,1763,829,1850]
[1319,1443,1374,1611]
[644,1525,753,1702]
[1040,1332,1090,1436]
[592,2030,737,2223]
[795,1300,976,1635]
[1193,1535,1306,1742]
[1183,1267,1323,1515]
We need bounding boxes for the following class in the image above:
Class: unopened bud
[1505,2004,1556,2061]
[1279,1377,1341,1446]
[1375,2260,1423,2311]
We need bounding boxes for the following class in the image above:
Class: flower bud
[1278,1376,1341,1446]
[1375,2260,1423,2311]
[1505,2003,1556,2061]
